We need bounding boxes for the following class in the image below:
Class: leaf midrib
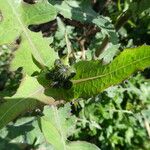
[72,55,150,84]
[0,86,43,123]
[6,0,45,65]
[52,106,67,150]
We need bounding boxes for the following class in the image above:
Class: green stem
[95,9,132,58]
[95,35,109,58]
[115,10,132,31]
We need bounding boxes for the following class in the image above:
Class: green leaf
[67,141,100,150]
[0,117,54,149]
[0,75,55,129]
[11,31,58,75]
[125,127,134,144]
[72,45,150,98]
[99,43,120,63]
[130,0,150,15]
[20,1,57,25]
[49,0,114,35]
[49,0,119,62]
[43,104,77,137]
[0,0,58,75]
[0,0,57,44]
[44,45,150,100]
[40,105,100,150]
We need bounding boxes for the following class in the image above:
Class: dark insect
[63,80,73,89]
[46,59,76,89]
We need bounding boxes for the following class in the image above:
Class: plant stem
[95,9,132,58]
[95,35,109,58]
[115,10,132,31]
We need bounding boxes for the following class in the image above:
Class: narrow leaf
[44,45,150,100]
[72,45,150,98]
[67,141,100,150]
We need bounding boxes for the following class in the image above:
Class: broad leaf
[67,141,100,150]
[44,45,150,100]
[11,31,58,75]
[0,75,55,129]
[130,0,150,15]
[0,117,54,149]
[0,0,57,44]
[49,0,115,35]
[72,45,150,98]
[40,105,100,150]
[48,0,119,62]
[0,0,58,75]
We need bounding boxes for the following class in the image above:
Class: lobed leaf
[48,0,115,35]
[0,0,57,44]
[0,0,58,75]
[48,0,119,62]
[11,31,58,75]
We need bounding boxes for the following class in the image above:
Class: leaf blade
[44,45,150,100]
[0,75,55,129]
[67,141,100,150]
[40,105,100,150]
[72,45,150,98]
[0,0,58,75]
